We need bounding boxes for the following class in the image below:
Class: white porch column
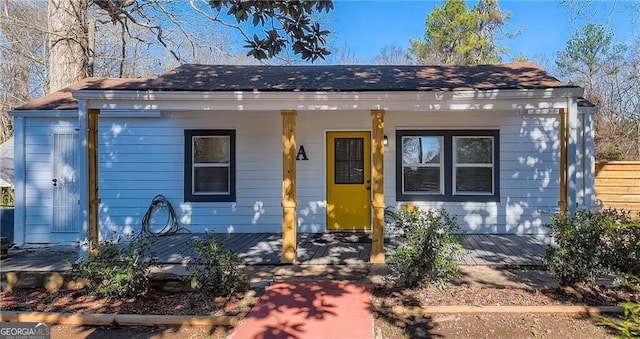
[583,110,596,209]
[12,116,26,247]
[78,101,89,257]
[567,97,579,215]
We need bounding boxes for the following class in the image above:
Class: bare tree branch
[0,0,48,141]
[119,9,185,63]
[189,0,251,42]
[153,1,197,59]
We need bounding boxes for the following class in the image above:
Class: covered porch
[77,106,389,264]
[75,101,578,267]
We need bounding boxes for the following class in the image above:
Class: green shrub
[387,206,462,288]
[603,148,623,161]
[543,209,640,286]
[602,213,640,276]
[72,236,158,298]
[543,210,609,285]
[183,235,243,296]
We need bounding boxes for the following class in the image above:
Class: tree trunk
[48,0,88,93]
[0,1,48,141]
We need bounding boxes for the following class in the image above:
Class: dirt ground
[370,269,637,338]
[374,313,617,339]
[46,313,616,339]
[1,289,257,339]
[49,324,235,339]
[2,268,638,338]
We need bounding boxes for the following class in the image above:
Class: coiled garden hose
[140,194,188,236]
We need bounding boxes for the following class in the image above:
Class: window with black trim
[184,130,236,202]
[396,130,499,202]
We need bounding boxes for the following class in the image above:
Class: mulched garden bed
[374,282,639,308]
[0,289,257,316]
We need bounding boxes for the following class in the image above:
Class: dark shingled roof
[15,62,577,111]
[15,77,149,111]
[88,62,568,92]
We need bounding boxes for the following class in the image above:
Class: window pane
[403,167,440,193]
[194,167,229,193]
[335,138,363,161]
[456,167,492,193]
[456,137,492,163]
[402,136,441,165]
[335,161,364,184]
[194,136,229,163]
[334,138,364,184]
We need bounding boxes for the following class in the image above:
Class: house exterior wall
[19,108,594,243]
[97,111,284,238]
[387,110,561,234]
[23,118,78,243]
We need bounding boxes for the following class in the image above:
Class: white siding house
[10,63,596,256]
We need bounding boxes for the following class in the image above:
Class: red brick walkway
[232,281,373,339]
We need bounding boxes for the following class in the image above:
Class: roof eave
[9,109,78,117]
[70,87,584,113]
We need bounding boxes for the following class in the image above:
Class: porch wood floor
[0,233,551,272]
[151,233,550,266]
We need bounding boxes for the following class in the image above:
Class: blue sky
[329,0,638,64]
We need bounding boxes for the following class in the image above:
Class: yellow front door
[327,131,371,231]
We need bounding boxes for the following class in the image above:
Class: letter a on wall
[296,145,309,160]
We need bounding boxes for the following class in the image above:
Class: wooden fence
[595,161,640,212]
